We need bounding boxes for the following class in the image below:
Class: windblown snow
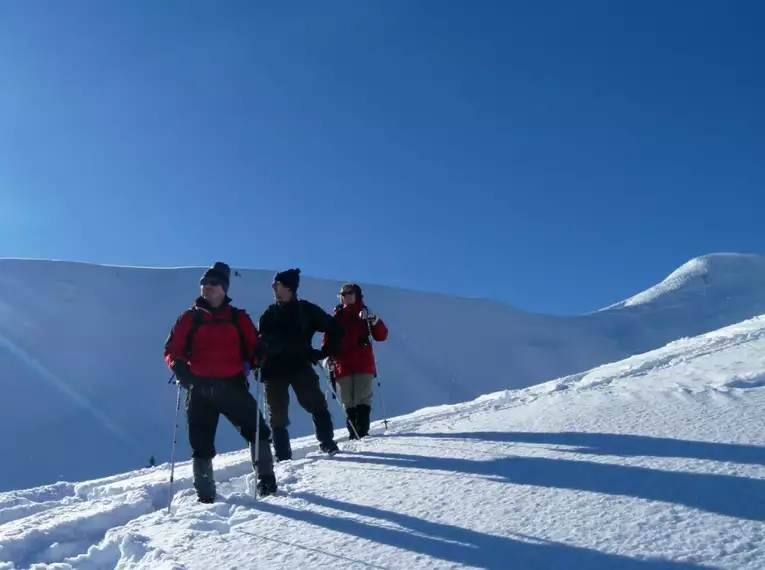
[2,253,765,491]
[2,314,765,569]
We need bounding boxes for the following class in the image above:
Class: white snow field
[2,314,765,569]
[3,253,765,491]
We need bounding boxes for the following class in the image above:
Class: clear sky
[1,0,762,315]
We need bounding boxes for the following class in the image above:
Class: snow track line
[0,491,156,568]
[0,434,383,569]
[0,440,338,569]
[233,528,389,569]
[0,483,78,526]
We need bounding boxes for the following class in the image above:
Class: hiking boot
[256,474,277,497]
[272,426,292,462]
[192,457,216,503]
[312,409,335,446]
[319,440,339,455]
[356,404,371,438]
[345,407,359,439]
[250,438,275,476]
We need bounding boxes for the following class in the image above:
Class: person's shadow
[395,431,765,467]
[240,492,705,569]
[225,430,764,568]
[339,431,765,523]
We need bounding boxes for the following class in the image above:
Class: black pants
[264,367,329,428]
[264,367,333,444]
[187,376,270,459]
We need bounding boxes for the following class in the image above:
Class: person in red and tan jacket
[163,262,276,502]
[322,283,388,439]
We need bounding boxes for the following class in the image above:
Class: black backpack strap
[229,306,249,362]
[184,308,205,358]
[298,299,311,338]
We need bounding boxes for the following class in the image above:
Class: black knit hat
[200,261,231,292]
[274,268,301,292]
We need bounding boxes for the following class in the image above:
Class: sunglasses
[203,278,223,287]
[339,290,355,297]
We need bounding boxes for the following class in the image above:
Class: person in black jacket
[257,268,344,460]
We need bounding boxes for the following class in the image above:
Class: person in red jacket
[322,283,388,439]
[163,262,276,502]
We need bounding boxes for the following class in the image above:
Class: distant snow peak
[604,252,765,309]
[666,253,765,285]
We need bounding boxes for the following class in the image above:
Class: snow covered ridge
[602,252,765,310]
[2,253,765,491]
[1,314,765,569]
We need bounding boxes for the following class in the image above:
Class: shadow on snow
[396,431,765,467]
[333,436,765,524]
[222,431,765,568]
[233,492,704,570]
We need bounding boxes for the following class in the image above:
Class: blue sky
[0,1,762,315]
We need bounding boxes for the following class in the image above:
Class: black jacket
[258,299,344,379]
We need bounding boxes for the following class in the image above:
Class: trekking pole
[376,381,389,430]
[167,380,182,513]
[253,368,262,500]
[365,315,389,430]
[317,364,361,440]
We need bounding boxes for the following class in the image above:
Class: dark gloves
[171,360,194,389]
[253,343,268,361]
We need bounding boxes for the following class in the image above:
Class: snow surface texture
[3,253,765,490]
[2,314,765,569]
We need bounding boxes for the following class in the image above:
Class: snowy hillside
[2,314,765,569]
[2,252,765,491]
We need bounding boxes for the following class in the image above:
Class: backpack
[183,306,249,361]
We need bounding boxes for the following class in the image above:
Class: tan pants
[335,373,374,408]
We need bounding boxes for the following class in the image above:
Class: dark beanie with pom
[274,268,301,292]
[200,261,231,292]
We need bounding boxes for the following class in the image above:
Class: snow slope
[2,314,765,569]
[2,252,765,491]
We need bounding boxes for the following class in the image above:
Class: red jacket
[323,301,388,378]
[164,298,261,379]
